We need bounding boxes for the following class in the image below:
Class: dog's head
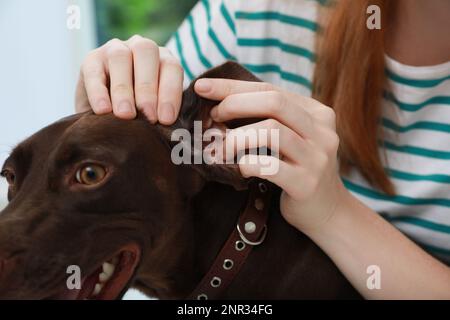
[0,62,260,299]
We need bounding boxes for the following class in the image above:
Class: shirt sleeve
[165,0,238,88]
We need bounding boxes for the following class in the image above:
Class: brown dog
[0,62,360,300]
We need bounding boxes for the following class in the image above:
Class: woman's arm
[194,77,450,300]
[306,190,450,299]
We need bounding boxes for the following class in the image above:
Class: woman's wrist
[299,180,357,240]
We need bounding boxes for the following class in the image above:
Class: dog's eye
[0,169,15,186]
[75,165,106,185]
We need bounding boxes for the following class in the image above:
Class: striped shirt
[166,0,450,264]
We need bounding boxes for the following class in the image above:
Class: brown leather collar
[188,179,273,300]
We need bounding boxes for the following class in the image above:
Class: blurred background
[0,0,196,299]
[95,0,197,45]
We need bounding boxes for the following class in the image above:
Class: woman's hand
[194,80,450,300]
[195,78,349,232]
[75,35,184,124]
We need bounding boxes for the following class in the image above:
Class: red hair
[313,0,396,194]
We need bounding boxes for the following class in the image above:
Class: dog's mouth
[53,243,141,300]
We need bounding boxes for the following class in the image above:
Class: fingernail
[97,99,110,113]
[159,103,174,124]
[210,107,218,119]
[118,101,132,115]
[195,79,212,93]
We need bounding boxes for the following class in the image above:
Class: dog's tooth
[102,262,115,276]
[92,283,103,296]
[110,256,119,266]
[99,272,111,283]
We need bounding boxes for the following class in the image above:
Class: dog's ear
[158,62,262,191]
[178,61,262,130]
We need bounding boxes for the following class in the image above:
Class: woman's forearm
[304,190,450,299]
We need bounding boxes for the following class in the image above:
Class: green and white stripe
[167,0,450,263]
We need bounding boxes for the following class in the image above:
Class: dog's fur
[0,62,360,299]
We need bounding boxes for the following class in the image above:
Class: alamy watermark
[366,265,381,290]
[66,265,81,290]
[366,5,381,30]
[170,121,280,176]
[66,5,81,30]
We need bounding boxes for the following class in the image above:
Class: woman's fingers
[78,49,111,114]
[106,39,136,119]
[195,78,276,99]
[126,35,160,123]
[195,78,336,126]
[210,91,315,139]
[157,48,184,124]
[238,155,301,198]
[76,35,184,123]
[221,119,308,163]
